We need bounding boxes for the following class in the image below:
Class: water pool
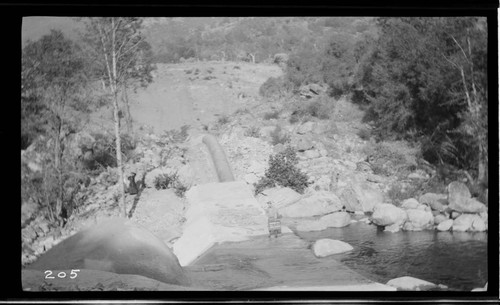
[296,221,488,291]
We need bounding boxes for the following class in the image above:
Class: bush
[254,146,310,195]
[245,126,261,138]
[305,99,331,120]
[357,128,371,140]
[87,132,137,171]
[153,172,189,197]
[270,125,290,146]
[217,115,230,126]
[259,76,293,98]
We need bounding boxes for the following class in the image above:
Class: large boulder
[419,193,448,212]
[386,276,438,291]
[279,191,343,218]
[321,211,352,228]
[312,239,353,257]
[402,209,434,231]
[400,198,420,210]
[371,203,407,227]
[448,182,487,213]
[296,211,351,232]
[26,217,190,286]
[340,183,384,213]
[257,187,302,209]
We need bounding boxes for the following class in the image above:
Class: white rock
[471,216,487,232]
[403,209,434,231]
[386,276,437,291]
[437,219,453,231]
[371,203,407,227]
[452,214,476,232]
[433,214,448,225]
[320,212,351,228]
[259,187,302,209]
[313,239,353,257]
[384,223,401,233]
[401,198,420,209]
[279,191,342,218]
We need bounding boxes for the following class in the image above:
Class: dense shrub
[263,110,280,120]
[259,76,293,98]
[153,172,189,197]
[254,146,310,195]
[217,115,230,126]
[357,128,371,140]
[85,132,137,171]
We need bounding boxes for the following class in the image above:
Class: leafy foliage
[353,17,487,181]
[254,146,310,195]
[153,172,189,197]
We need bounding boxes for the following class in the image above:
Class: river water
[296,221,488,291]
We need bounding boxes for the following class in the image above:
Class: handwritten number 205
[44,269,80,279]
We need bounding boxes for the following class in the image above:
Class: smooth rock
[371,203,407,227]
[384,223,401,233]
[279,191,342,218]
[447,181,486,213]
[401,198,420,210]
[386,276,437,291]
[471,216,487,232]
[313,239,353,257]
[340,182,384,213]
[452,214,476,232]
[320,211,351,228]
[403,209,434,231]
[433,214,448,225]
[259,187,302,209]
[419,193,448,212]
[437,219,453,231]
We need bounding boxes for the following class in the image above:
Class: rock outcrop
[279,191,343,218]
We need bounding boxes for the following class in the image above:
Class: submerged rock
[312,239,353,257]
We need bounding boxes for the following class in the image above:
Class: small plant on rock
[254,146,310,195]
[153,172,189,197]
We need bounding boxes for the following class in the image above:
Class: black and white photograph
[18,7,496,302]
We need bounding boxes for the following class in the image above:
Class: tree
[22,30,89,225]
[80,17,154,217]
[353,17,488,185]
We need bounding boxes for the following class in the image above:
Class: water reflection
[297,222,488,291]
